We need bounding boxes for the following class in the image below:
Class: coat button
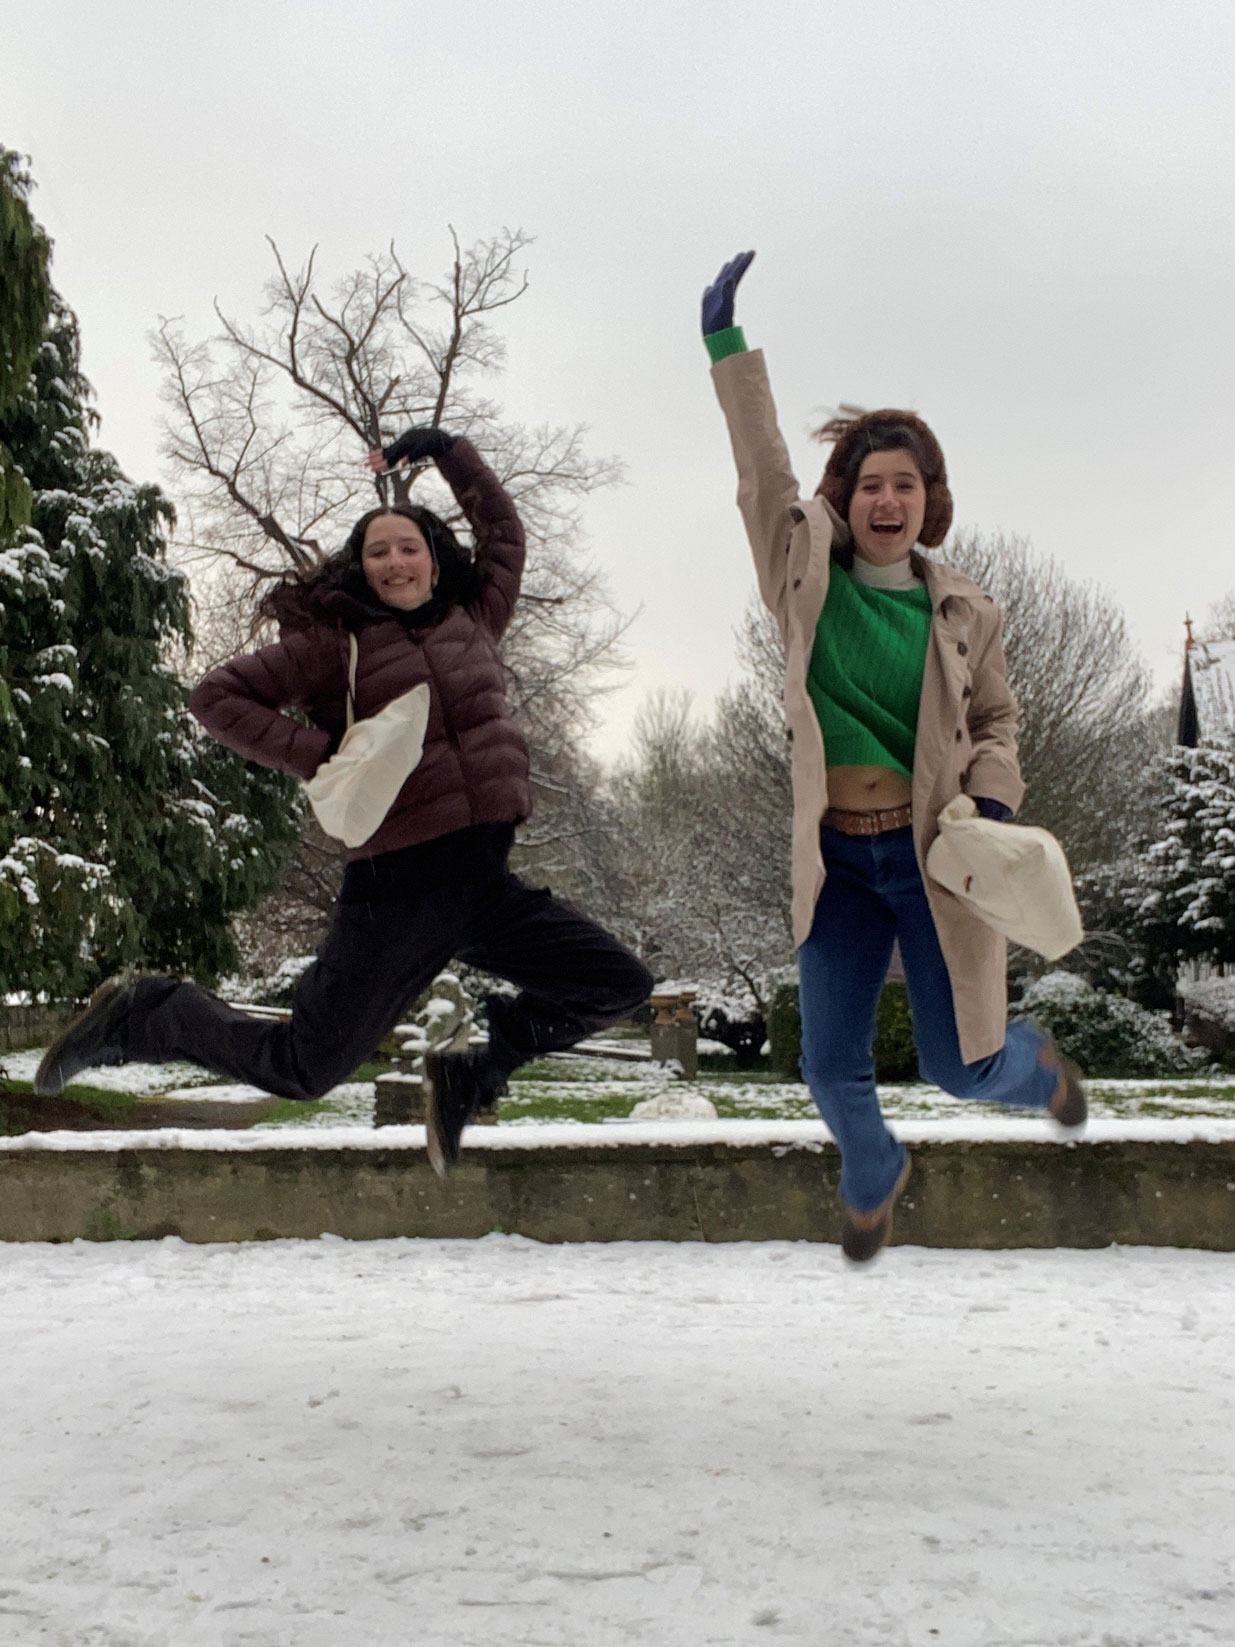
[955,728,963,741]
[957,641,968,656]
[786,727,794,742]
[793,578,802,589]
[962,684,972,698]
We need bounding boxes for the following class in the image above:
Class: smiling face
[359,513,437,610]
[847,448,928,566]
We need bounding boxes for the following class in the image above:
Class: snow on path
[1,1238,1233,1646]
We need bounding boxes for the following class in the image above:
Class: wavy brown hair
[814,406,953,548]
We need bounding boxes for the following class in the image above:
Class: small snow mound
[627,1091,719,1122]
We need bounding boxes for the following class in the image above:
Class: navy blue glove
[702,250,755,337]
[974,797,1014,822]
[382,426,455,468]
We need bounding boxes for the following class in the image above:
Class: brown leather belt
[823,804,913,836]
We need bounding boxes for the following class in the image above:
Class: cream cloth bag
[303,634,431,849]
[925,794,1084,960]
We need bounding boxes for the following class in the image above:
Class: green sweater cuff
[705,325,748,363]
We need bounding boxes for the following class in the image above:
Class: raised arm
[703,252,817,622]
[372,426,526,639]
[188,629,338,780]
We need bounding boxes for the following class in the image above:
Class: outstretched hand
[369,425,455,473]
[701,250,755,337]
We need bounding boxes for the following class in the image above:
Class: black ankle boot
[35,977,139,1096]
[422,1049,506,1178]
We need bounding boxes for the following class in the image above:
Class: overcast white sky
[5,0,1233,755]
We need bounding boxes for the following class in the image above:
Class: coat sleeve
[962,603,1026,814]
[710,348,805,626]
[436,436,526,639]
[188,629,337,780]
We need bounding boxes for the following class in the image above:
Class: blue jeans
[798,825,1055,1213]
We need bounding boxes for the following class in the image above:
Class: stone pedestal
[649,987,698,1080]
[372,1072,424,1127]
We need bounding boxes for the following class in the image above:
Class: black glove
[974,797,1014,822]
[381,426,455,468]
[701,250,755,337]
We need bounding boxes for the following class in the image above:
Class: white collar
[850,552,921,591]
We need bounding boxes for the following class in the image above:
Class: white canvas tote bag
[302,634,431,849]
[925,794,1084,961]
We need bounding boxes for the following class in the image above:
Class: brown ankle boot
[1039,1038,1088,1130]
[840,1157,912,1264]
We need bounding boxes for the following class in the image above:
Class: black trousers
[122,825,652,1101]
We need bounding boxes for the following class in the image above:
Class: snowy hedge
[767,971,1205,1082]
[1177,976,1235,1033]
[1017,972,1207,1078]
[1175,976,1235,1059]
[685,978,781,1069]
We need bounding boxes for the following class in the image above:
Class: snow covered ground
[1,1235,1233,1646]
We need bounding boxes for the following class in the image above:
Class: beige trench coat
[712,348,1025,1065]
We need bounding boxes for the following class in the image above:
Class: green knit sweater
[808,569,931,777]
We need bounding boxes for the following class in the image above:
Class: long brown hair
[256,503,482,631]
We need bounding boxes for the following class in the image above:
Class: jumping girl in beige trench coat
[703,252,1086,1262]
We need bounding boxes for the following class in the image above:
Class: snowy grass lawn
[6,1047,1235,1129]
[0,1236,1232,1646]
[499,1056,1235,1125]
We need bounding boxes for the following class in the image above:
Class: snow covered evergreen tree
[1135,739,1235,970]
[0,293,299,1002]
[0,149,52,538]
[1075,738,1235,997]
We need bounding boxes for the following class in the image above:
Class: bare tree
[155,230,625,711]
[943,529,1168,868]
[1201,591,1235,641]
[155,230,630,963]
[603,664,794,1006]
[699,602,794,966]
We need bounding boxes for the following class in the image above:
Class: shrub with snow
[222,956,316,1008]
[691,979,768,1069]
[1177,975,1235,1032]
[1175,975,1235,1060]
[1018,972,1207,1077]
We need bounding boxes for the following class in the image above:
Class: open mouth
[870,522,904,536]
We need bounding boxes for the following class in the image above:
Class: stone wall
[1,1004,70,1054]
[2,1134,1233,1249]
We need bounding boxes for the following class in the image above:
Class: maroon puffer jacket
[188,439,532,858]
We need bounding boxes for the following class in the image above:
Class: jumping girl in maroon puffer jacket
[36,427,652,1174]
